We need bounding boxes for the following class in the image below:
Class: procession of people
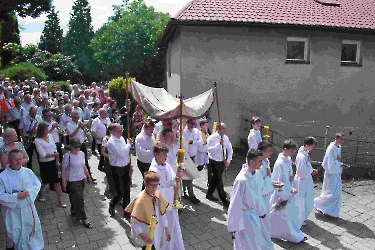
[0,77,350,250]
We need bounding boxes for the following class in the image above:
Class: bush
[2,43,39,65]
[28,50,81,81]
[46,81,72,95]
[0,62,46,82]
[108,76,128,107]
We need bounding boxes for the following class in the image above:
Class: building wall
[176,25,375,146]
[166,32,182,98]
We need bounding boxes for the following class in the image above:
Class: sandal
[83,221,93,229]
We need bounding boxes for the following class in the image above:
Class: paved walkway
[1,149,375,250]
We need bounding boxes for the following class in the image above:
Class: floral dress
[131,111,145,139]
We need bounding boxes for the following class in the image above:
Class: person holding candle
[124,171,171,250]
[314,132,348,218]
[295,136,319,227]
[149,143,185,250]
[247,117,263,150]
[227,149,267,250]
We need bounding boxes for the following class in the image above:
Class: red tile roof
[173,0,375,30]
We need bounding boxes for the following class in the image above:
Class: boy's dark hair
[304,136,317,146]
[258,141,272,152]
[246,149,263,163]
[282,139,298,150]
[335,132,345,139]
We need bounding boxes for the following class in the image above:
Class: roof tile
[173,0,375,30]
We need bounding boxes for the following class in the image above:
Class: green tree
[39,6,63,54]
[62,0,99,81]
[89,0,169,83]
[0,0,51,18]
[0,12,20,67]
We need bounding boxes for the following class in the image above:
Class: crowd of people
[0,76,349,250]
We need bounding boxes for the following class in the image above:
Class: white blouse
[62,151,86,182]
[35,135,57,162]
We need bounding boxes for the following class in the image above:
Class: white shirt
[107,135,131,167]
[35,135,56,162]
[91,117,111,144]
[19,114,42,136]
[182,127,202,157]
[62,151,86,182]
[36,105,45,117]
[59,113,72,131]
[207,132,233,163]
[41,92,48,98]
[21,101,34,112]
[45,120,60,143]
[7,106,26,121]
[248,129,262,150]
[67,121,85,143]
[135,131,155,163]
[322,142,343,174]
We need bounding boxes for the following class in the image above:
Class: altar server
[257,142,275,250]
[270,139,307,243]
[228,149,266,250]
[0,149,44,250]
[149,143,185,250]
[125,171,171,250]
[314,132,347,218]
[295,137,318,227]
[247,117,263,150]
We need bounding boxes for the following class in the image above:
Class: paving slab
[0,149,374,249]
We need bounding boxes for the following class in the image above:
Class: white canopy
[130,80,214,120]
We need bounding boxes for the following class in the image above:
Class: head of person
[3,89,10,99]
[63,94,69,102]
[73,84,79,91]
[33,88,40,97]
[282,139,298,157]
[199,119,208,131]
[143,171,160,195]
[153,143,169,165]
[79,95,85,105]
[52,84,57,92]
[91,91,97,98]
[36,122,50,138]
[98,89,104,97]
[106,123,116,136]
[186,118,196,131]
[24,94,31,103]
[84,89,90,98]
[246,149,263,171]
[144,120,155,137]
[99,108,107,119]
[161,128,174,145]
[91,82,96,89]
[216,122,226,136]
[42,97,49,107]
[258,141,273,159]
[72,100,79,109]
[162,118,173,129]
[40,84,47,93]
[14,97,21,107]
[304,136,317,151]
[8,149,23,170]
[334,132,345,146]
[29,106,37,117]
[112,123,123,138]
[110,100,117,109]
[69,137,82,153]
[74,93,80,100]
[71,111,80,124]
[64,104,72,114]
[3,128,17,145]
[58,99,64,107]
[42,108,55,122]
[0,85,4,94]
[251,116,261,130]
[93,102,100,111]
[112,108,120,119]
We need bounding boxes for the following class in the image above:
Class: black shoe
[109,205,115,217]
[182,193,189,199]
[49,185,55,191]
[206,195,219,201]
[90,176,97,182]
[123,213,130,221]
[6,246,14,250]
[190,196,201,204]
[98,166,105,172]
[92,151,98,155]
[301,236,308,242]
[222,199,230,208]
[197,165,204,171]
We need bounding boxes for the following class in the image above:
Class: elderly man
[21,94,34,112]
[0,149,44,249]
[59,104,73,147]
[67,111,96,181]
[37,97,49,117]
[7,97,26,141]
[107,123,133,218]
[135,120,156,190]
[206,122,232,208]
[91,108,111,172]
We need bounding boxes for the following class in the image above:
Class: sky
[18,0,192,46]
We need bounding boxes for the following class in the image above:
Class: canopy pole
[174,94,185,210]
[214,82,227,181]
[125,72,133,186]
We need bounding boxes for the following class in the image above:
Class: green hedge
[46,81,72,95]
[0,62,47,82]
[108,76,128,108]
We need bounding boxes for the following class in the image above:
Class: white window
[341,40,361,65]
[286,37,310,63]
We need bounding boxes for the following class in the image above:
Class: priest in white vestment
[257,142,275,250]
[295,137,319,228]
[149,143,185,250]
[270,140,307,243]
[0,149,44,250]
[314,132,347,218]
[228,149,267,250]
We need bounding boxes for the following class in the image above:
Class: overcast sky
[18,0,192,46]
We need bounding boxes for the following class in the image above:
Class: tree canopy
[90,0,170,80]
[39,6,63,54]
[0,0,51,18]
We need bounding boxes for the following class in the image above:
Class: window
[286,37,309,63]
[341,40,361,65]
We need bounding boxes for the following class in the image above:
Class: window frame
[285,37,310,64]
[341,40,362,66]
